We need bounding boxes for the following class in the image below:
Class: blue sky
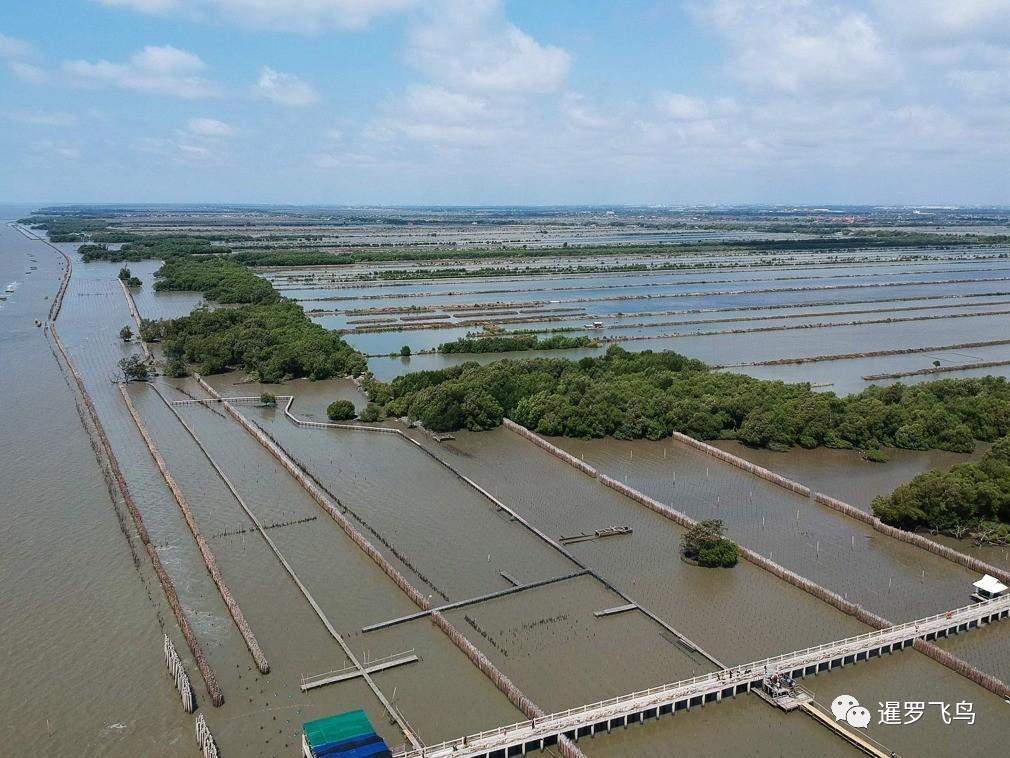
[1,1,1008,205]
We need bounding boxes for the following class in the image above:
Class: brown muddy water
[1,223,190,756]
[5,220,1010,758]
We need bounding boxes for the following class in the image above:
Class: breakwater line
[151,384,424,751]
[194,377,586,758]
[812,492,1010,586]
[321,275,1010,313]
[38,231,223,707]
[667,431,1010,586]
[265,250,1010,290]
[596,297,1010,335]
[121,384,270,674]
[119,278,153,361]
[500,423,1010,699]
[276,400,724,669]
[280,264,1010,301]
[597,474,1010,700]
[49,324,224,706]
[863,358,1010,380]
[596,307,1010,345]
[715,337,1010,368]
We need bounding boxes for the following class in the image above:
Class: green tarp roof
[304,710,375,748]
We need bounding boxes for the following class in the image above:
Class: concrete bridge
[395,594,1010,758]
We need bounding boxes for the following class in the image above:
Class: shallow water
[7,220,1010,757]
[0,223,190,756]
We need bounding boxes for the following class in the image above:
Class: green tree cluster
[371,345,1010,449]
[82,235,224,263]
[873,437,1010,531]
[143,301,366,383]
[327,400,356,421]
[153,258,276,303]
[681,520,739,567]
[117,266,142,287]
[118,355,149,382]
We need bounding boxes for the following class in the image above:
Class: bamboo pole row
[196,377,587,758]
[118,278,153,361]
[195,714,220,758]
[717,336,1010,369]
[596,474,1010,699]
[596,307,1010,345]
[163,634,194,713]
[280,264,1010,301]
[501,419,599,478]
[265,252,1010,291]
[47,244,72,322]
[864,359,1010,381]
[814,493,1010,585]
[41,237,219,711]
[120,383,270,674]
[496,421,1010,701]
[318,274,1010,312]
[670,432,812,495]
[49,326,224,706]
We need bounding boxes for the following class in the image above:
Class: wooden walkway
[301,651,419,691]
[395,594,1010,758]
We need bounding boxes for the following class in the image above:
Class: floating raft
[559,525,632,544]
[593,603,637,618]
[302,710,392,758]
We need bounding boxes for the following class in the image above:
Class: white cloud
[94,0,416,32]
[64,45,219,98]
[134,134,224,164]
[0,32,33,59]
[253,66,319,106]
[9,61,49,83]
[408,0,570,95]
[186,116,232,136]
[404,84,487,121]
[31,140,81,160]
[873,1,1010,44]
[9,110,77,126]
[657,93,738,122]
[1,32,49,82]
[701,0,896,94]
[97,0,180,12]
[561,93,617,130]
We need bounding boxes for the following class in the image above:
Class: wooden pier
[394,594,1010,758]
[300,650,419,691]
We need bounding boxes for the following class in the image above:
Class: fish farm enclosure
[4,205,1010,758]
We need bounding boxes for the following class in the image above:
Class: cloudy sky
[1,1,1009,205]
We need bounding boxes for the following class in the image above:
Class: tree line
[369,345,1010,453]
[437,333,596,354]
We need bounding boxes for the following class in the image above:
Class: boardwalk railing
[396,593,1010,758]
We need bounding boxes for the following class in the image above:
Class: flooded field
[263,248,1010,393]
